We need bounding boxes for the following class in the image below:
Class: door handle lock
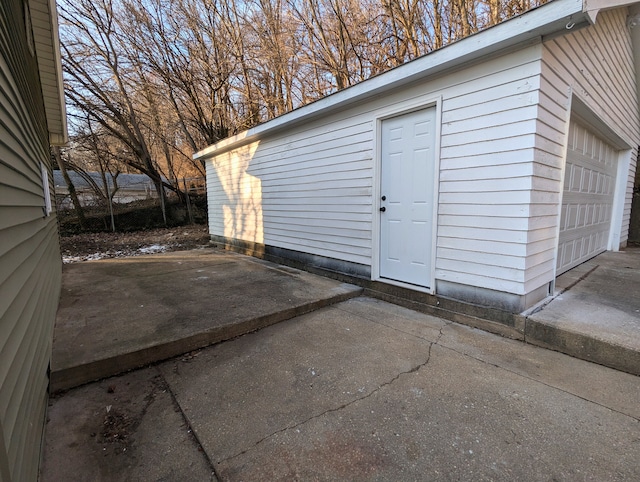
[381,195,386,201]
[380,206,386,212]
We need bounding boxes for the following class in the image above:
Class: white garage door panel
[557,120,617,275]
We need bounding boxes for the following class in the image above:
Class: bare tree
[382,0,425,63]
[53,146,86,225]
[121,0,237,147]
[243,0,301,118]
[58,0,550,197]
[60,0,173,209]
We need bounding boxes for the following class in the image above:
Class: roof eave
[31,0,68,146]
[194,0,589,161]
[583,0,640,23]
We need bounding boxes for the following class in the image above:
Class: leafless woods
[58,0,547,198]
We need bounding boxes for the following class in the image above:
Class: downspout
[627,4,640,244]
[628,5,640,101]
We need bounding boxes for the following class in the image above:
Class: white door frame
[371,95,442,293]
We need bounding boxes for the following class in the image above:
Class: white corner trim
[609,149,632,250]
[551,88,576,281]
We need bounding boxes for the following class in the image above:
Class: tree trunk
[53,146,86,227]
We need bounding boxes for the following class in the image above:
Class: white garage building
[196,0,640,320]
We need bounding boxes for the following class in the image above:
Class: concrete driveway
[41,248,640,480]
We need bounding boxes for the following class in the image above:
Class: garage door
[557,120,617,275]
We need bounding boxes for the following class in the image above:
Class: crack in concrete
[219,332,443,465]
[156,368,221,481]
[338,302,640,423]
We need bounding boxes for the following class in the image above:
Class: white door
[557,120,617,275]
[379,107,436,287]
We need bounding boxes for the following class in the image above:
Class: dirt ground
[59,224,211,263]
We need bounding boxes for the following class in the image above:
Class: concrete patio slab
[51,249,361,392]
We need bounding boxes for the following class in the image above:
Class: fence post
[159,183,167,226]
[183,178,194,224]
[108,193,115,232]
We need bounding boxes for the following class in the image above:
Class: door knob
[381,195,386,201]
[380,207,386,212]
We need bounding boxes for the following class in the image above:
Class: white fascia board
[194,0,587,161]
[583,0,640,23]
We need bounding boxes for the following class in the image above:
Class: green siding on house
[0,0,62,480]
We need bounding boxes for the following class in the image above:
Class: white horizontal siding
[207,113,375,265]
[435,38,587,295]
[439,203,557,218]
[207,13,637,300]
[208,47,548,277]
[442,58,541,112]
[542,7,640,246]
[439,214,557,231]
[439,149,538,172]
[439,225,557,244]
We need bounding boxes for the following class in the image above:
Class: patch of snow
[60,238,199,264]
[62,245,169,263]
[138,244,168,254]
[63,256,83,264]
[63,252,113,264]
